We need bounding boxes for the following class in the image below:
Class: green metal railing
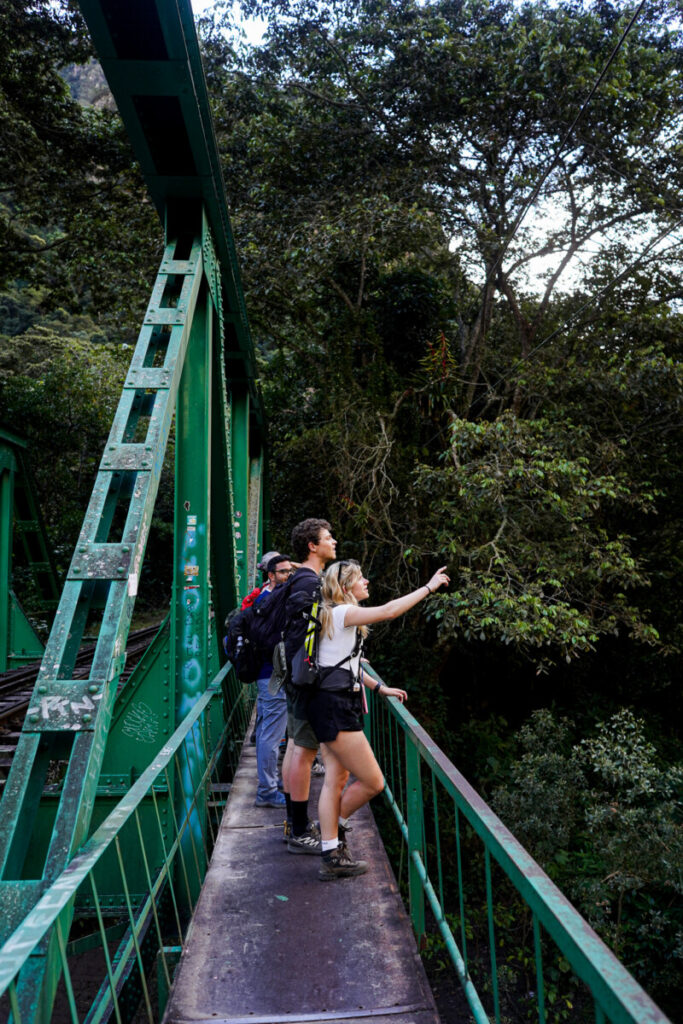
[0,663,254,1024]
[364,665,672,1024]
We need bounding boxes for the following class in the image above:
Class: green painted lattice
[0,207,267,1020]
[0,662,255,1023]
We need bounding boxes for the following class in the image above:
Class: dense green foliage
[198,2,683,1010]
[0,0,166,610]
[0,0,161,335]
[486,709,683,1013]
[200,0,683,682]
[1,0,682,1014]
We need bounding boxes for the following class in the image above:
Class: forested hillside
[1,0,682,1014]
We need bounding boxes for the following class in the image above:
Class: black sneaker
[284,819,318,845]
[288,825,322,855]
[319,844,368,881]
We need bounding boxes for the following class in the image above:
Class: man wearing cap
[242,549,282,610]
[253,553,293,808]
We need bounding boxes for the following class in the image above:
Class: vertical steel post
[259,454,271,565]
[248,455,263,584]
[406,737,426,943]
[172,279,212,908]
[363,687,373,743]
[230,390,250,602]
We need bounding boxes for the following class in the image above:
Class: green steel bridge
[0,3,674,1023]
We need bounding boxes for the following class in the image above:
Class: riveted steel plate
[160,260,196,275]
[68,544,134,580]
[124,368,172,389]
[100,444,152,471]
[25,679,107,732]
[145,309,187,325]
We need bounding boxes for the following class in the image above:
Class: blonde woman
[309,559,449,880]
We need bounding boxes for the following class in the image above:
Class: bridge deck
[163,732,441,1024]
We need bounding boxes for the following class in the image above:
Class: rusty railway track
[0,624,162,787]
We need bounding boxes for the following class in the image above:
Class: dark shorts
[286,689,319,750]
[306,689,364,744]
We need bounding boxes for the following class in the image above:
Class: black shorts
[306,689,363,744]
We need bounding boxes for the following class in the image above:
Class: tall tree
[223,0,683,414]
[199,0,682,676]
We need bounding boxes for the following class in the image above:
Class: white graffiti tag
[121,701,160,744]
[28,693,101,721]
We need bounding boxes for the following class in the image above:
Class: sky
[191,0,267,42]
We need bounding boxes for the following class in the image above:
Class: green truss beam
[0,2,267,1019]
[0,431,60,671]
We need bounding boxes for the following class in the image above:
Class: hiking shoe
[338,820,352,856]
[288,824,322,855]
[254,792,286,808]
[319,844,368,881]
[311,758,325,776]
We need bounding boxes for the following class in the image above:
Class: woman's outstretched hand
[426,566,450,593]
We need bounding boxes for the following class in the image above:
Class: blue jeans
[255,674,287,801]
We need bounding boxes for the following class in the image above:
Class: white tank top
[318,604,361,675]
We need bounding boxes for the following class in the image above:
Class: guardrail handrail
[0,659,253,1021]
[363,663,672,1024]
[0,672,217,989]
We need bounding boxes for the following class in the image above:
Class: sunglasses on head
[335,559,360,581]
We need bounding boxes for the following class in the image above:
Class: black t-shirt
[284,566,320,663]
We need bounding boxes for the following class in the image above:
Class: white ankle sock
[322,837,339,853]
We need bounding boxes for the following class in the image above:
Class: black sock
[284,793,292,819]
[291,800,309,837]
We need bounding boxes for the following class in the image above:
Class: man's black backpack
[223,607,262,682]
[249,573,299,658]
[224,575,300,681]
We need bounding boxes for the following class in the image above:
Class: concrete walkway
[164,734,440,1024]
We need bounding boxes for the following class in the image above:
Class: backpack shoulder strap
[318,622,364,680]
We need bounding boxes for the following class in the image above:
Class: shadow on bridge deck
[163,733,441,1024]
